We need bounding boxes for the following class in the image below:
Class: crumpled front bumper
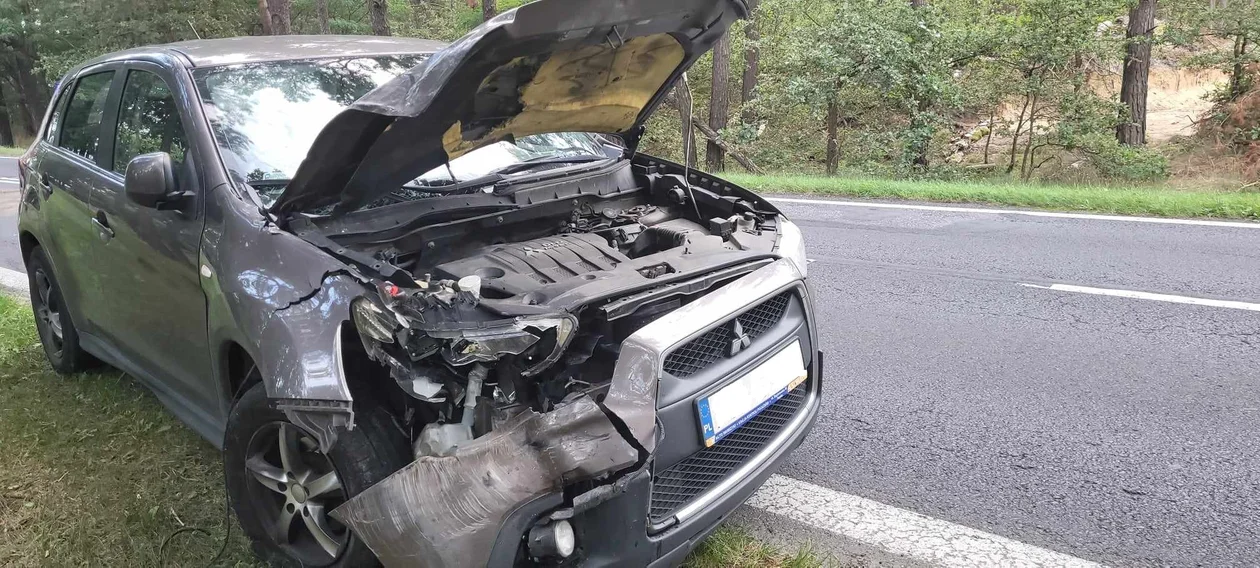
[331,259,816,567]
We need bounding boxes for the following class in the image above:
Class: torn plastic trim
[331,394,637,568]
[274,398,355,453]
[329,259,805,567]
[274,322,357,453]
[288,217,414,286]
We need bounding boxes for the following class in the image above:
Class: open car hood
[270,0,747,216]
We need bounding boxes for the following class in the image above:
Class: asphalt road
[769,200,1260,567]
[0,174,1256,566]
[0,157,21,272]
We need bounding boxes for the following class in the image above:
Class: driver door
[88,61,215,429]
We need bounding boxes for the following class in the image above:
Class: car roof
[80,35,448,69]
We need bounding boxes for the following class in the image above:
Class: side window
[112,70,189,174]
[58,71,116,161]
[43,85,70,143]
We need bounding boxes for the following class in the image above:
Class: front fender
[203,185,368,446]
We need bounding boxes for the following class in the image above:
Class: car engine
[314,157,789,460]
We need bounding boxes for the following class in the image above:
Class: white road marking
[1020,283,1260,312]
[749,475,1104,567]
[768,197,1260,229]
[0,266,28,295]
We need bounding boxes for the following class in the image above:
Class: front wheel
[26,246,96,373]
[224,383,411,567]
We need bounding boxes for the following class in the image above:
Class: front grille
[662,292,793,377]
[649,384,808,524]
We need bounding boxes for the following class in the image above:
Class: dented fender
[202,187,367,450]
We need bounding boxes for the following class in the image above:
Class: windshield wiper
[488,155,610,177]
[401,155,610,196]
[404,173,505,194]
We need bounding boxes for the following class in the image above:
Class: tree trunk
[706,33,732,172]
[367,0,390,35]
[1229,34,1250,100]
[825,98,840,175]
[482,0,497,22]
[0,84,14,147]
[910,0,928,6]
[262,0,291,34]
[740,0,760,123]
[983,109,996,165]
[691,117,763,174]
[1020,93,1040,180]
[1117,0,1156,145]
[675,74,698,169]
[258,0,273,34]
[316,0,330,33]
[10,49,47,137]
[1007,91,1031,174]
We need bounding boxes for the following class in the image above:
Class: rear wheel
[26,246,96,373]
[224,383,410,567]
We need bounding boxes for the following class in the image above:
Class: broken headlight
[351,297,398,343]
[431,315,577,375]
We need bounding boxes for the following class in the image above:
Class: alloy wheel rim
[244,422,349,563]
[33,269,64,355]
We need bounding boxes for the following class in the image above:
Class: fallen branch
[689,117,765,175]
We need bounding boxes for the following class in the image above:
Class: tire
[26,246,97,373]
[224,383,411,568]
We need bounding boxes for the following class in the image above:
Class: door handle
[92,212,114,242]
[31,172,52,196]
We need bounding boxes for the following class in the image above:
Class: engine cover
[433,233,629,298]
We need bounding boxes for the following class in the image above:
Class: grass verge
[0,294,821,567]
[0,295,258,567]
[725,173,1260,220]
[0,146,26,157]
[686,527,828,568]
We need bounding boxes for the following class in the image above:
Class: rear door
[29,67,124,334]
[86,60,215,417]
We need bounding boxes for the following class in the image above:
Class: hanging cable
[681,72,703,222]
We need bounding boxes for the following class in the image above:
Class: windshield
[192,56,611,207]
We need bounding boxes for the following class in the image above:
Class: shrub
[1088,141,1171,182]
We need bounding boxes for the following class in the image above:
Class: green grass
[0,146,26,157]
[0,295,259,567]
[725,173,1260,221]
[0,294,821,567]
[684,527,829,568]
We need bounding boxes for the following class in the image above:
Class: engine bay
[300,157,787,462]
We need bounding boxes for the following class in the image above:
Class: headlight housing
[352,297,398,343]
[431,315,577,376]
[775,217,808,278]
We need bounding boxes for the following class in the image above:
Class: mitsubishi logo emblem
[727,320,752,357]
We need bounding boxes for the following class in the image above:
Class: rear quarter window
[43,85,70,144]
[58,71,116,162]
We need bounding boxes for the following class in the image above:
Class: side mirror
[125,152,181,209]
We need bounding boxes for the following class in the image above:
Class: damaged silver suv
[16,0,821,565]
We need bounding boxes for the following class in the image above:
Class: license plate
[696,340,807,447]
